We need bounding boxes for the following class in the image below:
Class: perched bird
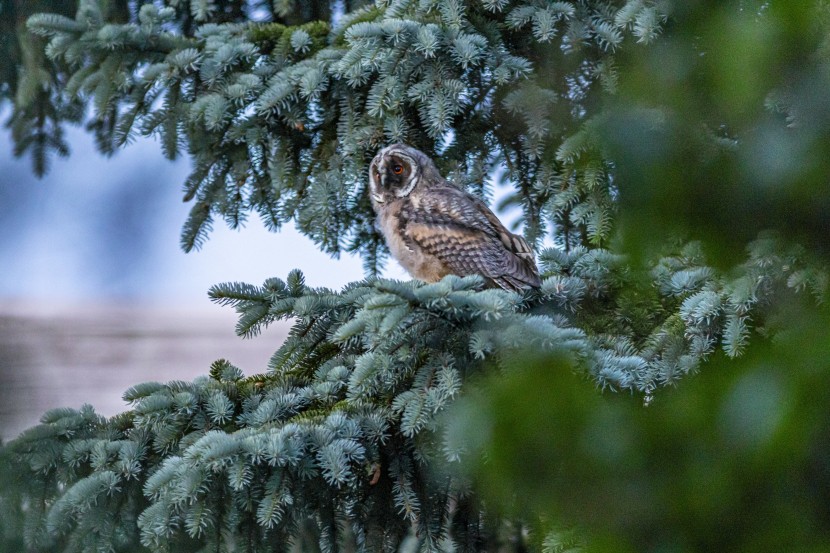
[368,144,541,292]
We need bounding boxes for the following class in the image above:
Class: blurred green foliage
[450,300,830,552]
[600,2,830,265]
[0,0,81,175]
[446,2,830,551]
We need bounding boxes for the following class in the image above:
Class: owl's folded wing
[404,188,541,291]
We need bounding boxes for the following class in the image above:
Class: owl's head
[368,144,437,207]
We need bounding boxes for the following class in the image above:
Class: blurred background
[0,117,406,440]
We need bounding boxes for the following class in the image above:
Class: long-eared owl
[368,144,541,292]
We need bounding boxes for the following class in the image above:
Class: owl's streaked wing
[401,185,541,292]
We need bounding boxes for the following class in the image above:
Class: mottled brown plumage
[368,144,541,292]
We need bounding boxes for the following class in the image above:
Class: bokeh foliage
[1,1,829,552]
[451,305,830,552]
[448,2,830,551]
[603,1,830,265]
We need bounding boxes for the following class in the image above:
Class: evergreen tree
[1,0,81,176]
[2,1,830,552]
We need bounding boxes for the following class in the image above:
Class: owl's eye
[392,164,404,175]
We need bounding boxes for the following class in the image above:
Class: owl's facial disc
[369,146,422,206]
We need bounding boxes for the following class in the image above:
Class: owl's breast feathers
[393,185,542,292]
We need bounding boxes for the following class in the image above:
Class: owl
[368,144,541,292]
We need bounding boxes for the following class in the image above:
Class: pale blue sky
[0,121,410,308]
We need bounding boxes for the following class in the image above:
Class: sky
[2,116,397,435]
[0,118,409,309]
